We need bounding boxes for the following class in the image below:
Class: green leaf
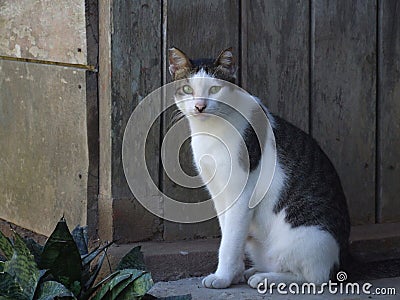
[84,251,106,291]
[82,241,113,267]
[92,269,149,300]
[128,272,154,296]
[0,261,5,272]
[117,246,146,271]
[111,272,154,300]
[0,231,13,260]
[4,232,40,300]
[24,238,43,265]
[0,272,25,299]
[39,218,82,294]
[35,281,76,300]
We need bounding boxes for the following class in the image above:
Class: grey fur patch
[272,115,350,254]
[238,106,268,172]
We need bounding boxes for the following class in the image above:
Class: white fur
[174,71,340,289]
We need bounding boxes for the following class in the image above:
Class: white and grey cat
[168,47,350,289]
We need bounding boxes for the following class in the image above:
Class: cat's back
[270,114,350,250]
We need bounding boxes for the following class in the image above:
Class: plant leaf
[82,241,113,267]
[0,272,26,299]
[117,272,154,300]
[84,251,106,291]
[39,217,82,294]
[35,281,76,300]
[0,231,13,260]
[117,246,146,271]
[71,226,88,256]
[4,232,40,300]
[91,269,148,300]
[24,238,44,265]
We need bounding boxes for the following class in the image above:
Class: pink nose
[195,103,207,113]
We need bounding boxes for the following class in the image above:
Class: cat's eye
[209,86,222,94]
[182,85,193,94]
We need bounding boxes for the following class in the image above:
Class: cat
[168,47,350,289]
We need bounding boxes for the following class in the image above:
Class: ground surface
[149,276,400,300]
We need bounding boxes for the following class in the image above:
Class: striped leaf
[3,233,40,300]
[36,281,76,300]
[0,231,13,260]
[0,272,25,299]
[92,269,153,300]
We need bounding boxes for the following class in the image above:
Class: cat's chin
[189,113,209,121]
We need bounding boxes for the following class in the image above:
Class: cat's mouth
[191,111,209,120]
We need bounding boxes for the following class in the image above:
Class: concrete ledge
[103,239,219,282]
[104,222,400,282]
[2,217,400,283]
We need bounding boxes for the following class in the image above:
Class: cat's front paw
[244,267,258,281]
[202,274,231,289]
[247,273,266,289]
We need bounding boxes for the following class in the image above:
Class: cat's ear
[215,47,236,77]
[168,47,192,79]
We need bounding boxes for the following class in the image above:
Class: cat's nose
[195,103,207,113]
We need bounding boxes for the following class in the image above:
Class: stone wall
[0,0,95,236]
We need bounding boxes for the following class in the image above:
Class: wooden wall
[110,0,400,242]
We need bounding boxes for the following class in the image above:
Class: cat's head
[169,48,243,121]
[168,47,237,83]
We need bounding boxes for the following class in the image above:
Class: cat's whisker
[168,109,187,130]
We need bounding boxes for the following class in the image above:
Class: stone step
[103,222,400,282]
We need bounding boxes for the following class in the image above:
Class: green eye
[209,86,222,94]
[182,85,193,94]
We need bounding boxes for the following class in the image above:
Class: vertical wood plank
[312,0,376,224]
[378,0,400,223]
[163,0,240,240]
[246,0,310,132]
[85,0,99,240]
[111,0,163,242]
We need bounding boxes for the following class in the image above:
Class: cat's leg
[244,237,275,281]
[202,197,252,289]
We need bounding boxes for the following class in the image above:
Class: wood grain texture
[312,0,376,225]
[163,0,240,240]
[246,0,310,132]
[378,0,400,223]
[0,0,87,64]
[111,0,162,241]
[85,0,99,239]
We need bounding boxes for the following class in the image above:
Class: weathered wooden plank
[378,0,400,223]
[0,60,88,236]
[85,0,99,239]
[110,0,162,242]
[246,0,310,132]
[163,0,240,240]
[0,0,87,64]
[312,0,376,224]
